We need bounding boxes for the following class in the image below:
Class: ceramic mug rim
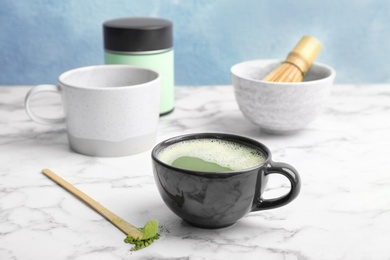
[230,59,336,85]
[151,132,272,177]
[58,64,160,91]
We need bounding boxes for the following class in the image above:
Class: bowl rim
[230,59,336,85]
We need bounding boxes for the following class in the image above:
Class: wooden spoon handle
[42,168,143,239]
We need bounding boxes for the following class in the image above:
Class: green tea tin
[103,17,174,115]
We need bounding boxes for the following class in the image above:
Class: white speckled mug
[231,60,336,134]
[25,65,160,157]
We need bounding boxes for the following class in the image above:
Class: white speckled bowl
[231,59,336,134]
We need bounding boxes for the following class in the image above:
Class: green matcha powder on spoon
[42,169,160,251]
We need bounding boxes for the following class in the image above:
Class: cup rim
[151,132,272,177]
[230,59,336,85]
[58,64,160,90]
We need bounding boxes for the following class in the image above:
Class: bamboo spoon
[263,35,322,82]
[41,168,159,249]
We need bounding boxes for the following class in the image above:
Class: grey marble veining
[1,85,390,259]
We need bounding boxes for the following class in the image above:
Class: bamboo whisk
[263,36,322,82]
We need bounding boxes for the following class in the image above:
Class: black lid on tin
[103,17,173,52]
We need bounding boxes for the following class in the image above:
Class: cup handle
[252,161,301,211]
[24,84,65,125]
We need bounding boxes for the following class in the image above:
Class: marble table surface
[1,85,390,260]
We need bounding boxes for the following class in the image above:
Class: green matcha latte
[157,138,266,172]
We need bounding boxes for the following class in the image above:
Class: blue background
[1,0,389,86]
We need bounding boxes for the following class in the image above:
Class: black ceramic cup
[151,133,301,229]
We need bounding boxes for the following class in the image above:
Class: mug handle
[24,84,65,125]
[252,161,301,211]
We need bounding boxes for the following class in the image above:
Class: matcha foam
[157,138,266,171]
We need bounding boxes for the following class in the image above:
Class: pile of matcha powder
[124,220,160,251]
